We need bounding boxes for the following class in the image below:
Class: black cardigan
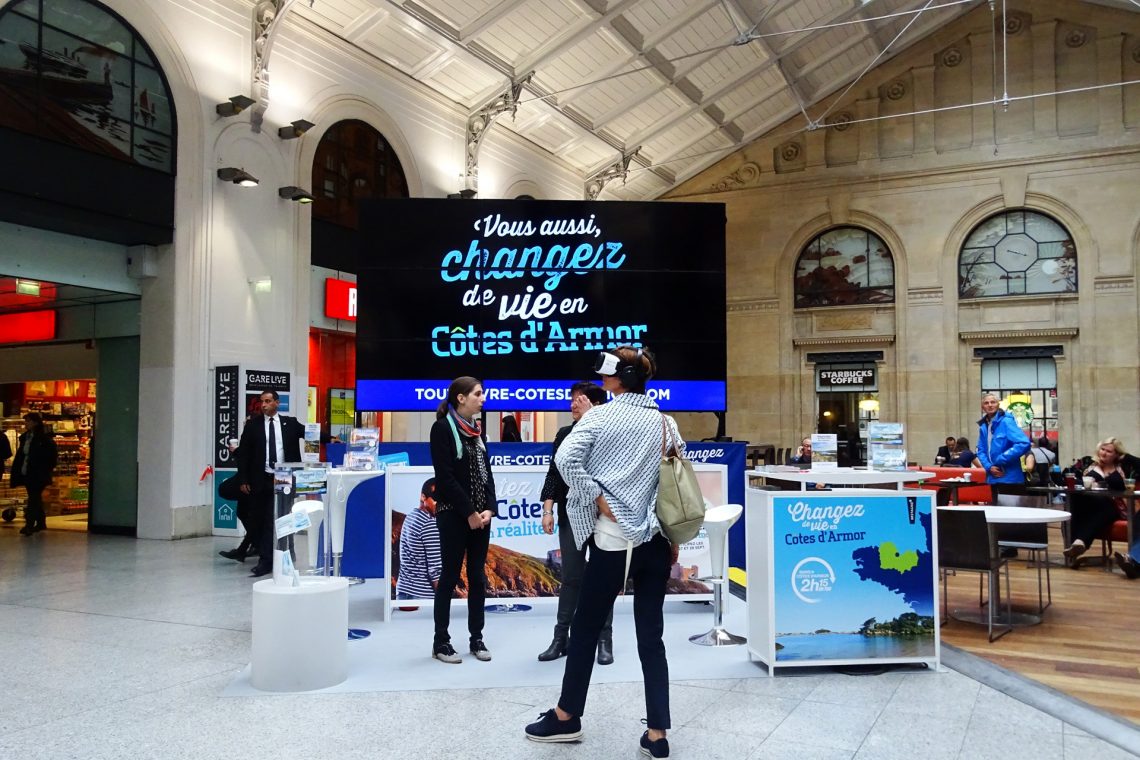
[429,417,496,518]
[539,423,574,529]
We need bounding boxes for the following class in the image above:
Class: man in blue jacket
[976,393,1031,488]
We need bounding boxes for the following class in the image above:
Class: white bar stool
[690,503,746,647]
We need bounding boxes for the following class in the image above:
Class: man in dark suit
[935,436,955,464]
[236,390,305,577]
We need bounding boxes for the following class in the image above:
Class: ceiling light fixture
[15,279,41,296]
[217,167,260,187]
[215,94,256,117]
[277,119,315,139]
[278,186,315,203]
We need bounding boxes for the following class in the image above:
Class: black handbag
[217,474,241,502]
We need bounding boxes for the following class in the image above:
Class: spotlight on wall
[217,167,259,187]
[249,277,273,294]
[278,186,315,203]
[446,188,478,199]
[14,279,41,296]
[277,119,315,139]
[215,94,256,117]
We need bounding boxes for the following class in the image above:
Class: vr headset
[592,348,649,386]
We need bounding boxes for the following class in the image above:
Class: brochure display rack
[745,483,939,675]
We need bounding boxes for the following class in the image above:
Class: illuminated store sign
[355,199,727,411]
[0,310,56,344]
[325,278,357,321]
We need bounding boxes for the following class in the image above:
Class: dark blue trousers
[558,532,671,730]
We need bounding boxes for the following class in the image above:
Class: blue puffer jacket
[976,409,1031,484]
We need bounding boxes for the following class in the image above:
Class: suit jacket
[935,445,952,462]
[236,413,305,493]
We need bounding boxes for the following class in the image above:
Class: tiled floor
[1,527,1139,759]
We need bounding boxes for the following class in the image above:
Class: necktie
[268,417,277,467]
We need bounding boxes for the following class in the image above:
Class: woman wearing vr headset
[525,345,677,760]
[429,376,496,664]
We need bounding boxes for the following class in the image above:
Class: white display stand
[251,577,350,692]
[749,467,935,490]
[325,470,384,575]
[745,485,939,676]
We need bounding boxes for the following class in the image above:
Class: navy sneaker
[640,730,669,759]
[525,709,582,743]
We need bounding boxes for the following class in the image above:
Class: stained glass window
[794,227,895,308]
[959,210,1077,298]
[0,0,176,172]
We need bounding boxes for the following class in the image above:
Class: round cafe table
[938,505,1070,627]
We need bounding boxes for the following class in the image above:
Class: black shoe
[19,526,33,536]
[470,639,492,661]
[1114,552,1140,580]
[432,643,461,664]
[525,709,582,743]
[597,637,613,666]
[219,549,245,562]
[537,635,567,662]
[250,565,272,577]
[639,730,670,759]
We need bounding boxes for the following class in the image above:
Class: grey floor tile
[803,671,906,708]
[766,700,881,751]
[969,684,1064,734]
[1063,733,1140,760]
[688,690,801,740]
[883,668,981,720]
[750,738,856,760]
[958,718,1065,760]
[855,709,970,760]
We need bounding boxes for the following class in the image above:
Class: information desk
[745,484,939,675]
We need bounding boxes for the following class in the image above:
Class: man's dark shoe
[537,635,567,662]
[1114,552,1140,580]
[250,565,272,578]
[219,549,245,562]
[18,526,32,536]
[525,709,582,743]
[640,730,670,759]
[470,639,492,661]
[597,636,614,665]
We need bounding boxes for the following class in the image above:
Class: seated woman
[949,437,978,468]
[1065,437,1130,566]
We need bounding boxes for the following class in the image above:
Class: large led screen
[355,198,726,411]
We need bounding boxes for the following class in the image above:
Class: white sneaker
[470,640,492,661]
[433,643,461,663]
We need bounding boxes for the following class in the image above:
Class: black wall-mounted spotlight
[278,186,315,203]
[446,188,478,199]
[215,94,256,117]
[277,119,316,139]
[217,167,260,187]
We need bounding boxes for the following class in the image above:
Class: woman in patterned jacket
[525,345,678,760]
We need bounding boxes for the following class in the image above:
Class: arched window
[794,226,895,308]
[0,0,176,173]
[958,210,1077,298]
[312,120,408,229]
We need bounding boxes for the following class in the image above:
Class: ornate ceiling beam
[464,73,533,192]
[250,0,313,132]
[584,148,639,200]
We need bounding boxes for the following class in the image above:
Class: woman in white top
[524,345,678,760]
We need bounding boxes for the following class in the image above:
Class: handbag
[656,415,705,544]
[217,474,241,502]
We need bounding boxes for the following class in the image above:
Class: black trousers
[24,484,46,529]
[555,519,613,640]
[252,474,275,566]
[1069,491,1121,545]
[558,533,671,730]
[433,509,490,647]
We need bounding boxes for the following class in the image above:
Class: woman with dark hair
[525,345,677,760]
[10,412,58,536]
[429,376,496,664]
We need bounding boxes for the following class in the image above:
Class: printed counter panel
[745,486,939,674]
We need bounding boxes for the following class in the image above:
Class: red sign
[0,310,56,344]
[325,278,357,321]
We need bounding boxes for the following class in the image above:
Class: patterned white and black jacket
[555,391,685,550]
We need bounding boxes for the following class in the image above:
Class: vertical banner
[213,365,240,532]
[213,365,239,469]
[771,492,936,662]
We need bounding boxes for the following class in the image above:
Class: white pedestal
[251,577,350,692]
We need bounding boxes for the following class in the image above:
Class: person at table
[429,376,495,664]
[789,437,812,465]
[949,437,978,468]
[977,393,1030,494]
[1022,436,1057,486]
[935,436,955,465]
[538,381,612,665]
[1064,437,1129,564]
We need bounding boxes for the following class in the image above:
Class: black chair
[937,508,1012,642]
[991,483,1051,612]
